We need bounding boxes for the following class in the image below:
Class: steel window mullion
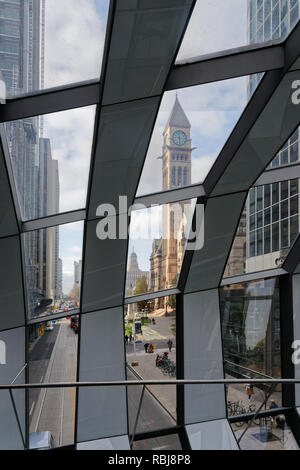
[0,81,101,123]
[167,42,284,91]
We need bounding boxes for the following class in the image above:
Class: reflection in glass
[0,0,109,99]
[177,0,299,63]
[133,434,182,451]
[28,317,78,448]
[232,414,298,450]
[220,278,282,415]
[137,79,252,196]
[6,107,95,221]
[126,200,195,297]
[24,222,83,321]
[125,296,176,433]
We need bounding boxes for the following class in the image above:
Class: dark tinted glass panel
[221,278,282,415]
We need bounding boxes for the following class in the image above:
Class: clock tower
[161,94,193,191]
[150,96,194,308]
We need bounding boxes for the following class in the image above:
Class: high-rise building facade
[225,0,300,277]
[37,138,60,304]
[246,0,300,272]
[0,1,60,318]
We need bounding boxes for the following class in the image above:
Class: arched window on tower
[183,167,188,186]
[178,166,182,186]
[171,166,176,187]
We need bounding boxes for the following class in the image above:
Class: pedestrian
[269,399,278,409]
[125,334,128,344]
[144,342,148,353]
[129,333,132,343]
[245,383,254,400]
[167,339,173,352]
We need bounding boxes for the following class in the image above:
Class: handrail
[0,377,299,390]
[224,360,273,379]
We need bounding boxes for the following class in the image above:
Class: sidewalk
[128,348,177,419]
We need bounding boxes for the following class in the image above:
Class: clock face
[172,130,187,146]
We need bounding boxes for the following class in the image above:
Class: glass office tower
[246,0,300,272]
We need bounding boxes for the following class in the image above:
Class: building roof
[164,95,191,134]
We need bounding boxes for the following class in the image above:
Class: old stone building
[150,95,193,308]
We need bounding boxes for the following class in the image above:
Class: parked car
[45,322,54,332]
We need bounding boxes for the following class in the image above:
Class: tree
[168,277,177,310]
[134,276,149,313]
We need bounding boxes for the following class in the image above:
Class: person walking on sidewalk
[167,339,173,352]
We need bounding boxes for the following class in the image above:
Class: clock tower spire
[161,95,193,191]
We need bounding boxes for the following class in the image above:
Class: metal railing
[2,377,300,450]
[1,377,300,390]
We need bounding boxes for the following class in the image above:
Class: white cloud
[44,106,95,213]
[44,0,108,88]
[177,0,248,61]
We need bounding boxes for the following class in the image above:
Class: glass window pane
[232,414,298,450]
[126,199,196,296]
[137,77,253,196]
[28,316,78,448]
[133,434,182,451]
[1,0,109,98]
[221,278,282,416]
[126,295,177,435]
[281,219,289,248]
[176,0,298,62]
[225,177,300,279]
[290,215,299,245]
[6,107,95,221]
[23,221,83,321]
[186,419,239,450]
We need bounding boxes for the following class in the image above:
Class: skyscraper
[37,138,60,304]
[245,0,300,273]
[225,0,300,278]
[0,2,60,318]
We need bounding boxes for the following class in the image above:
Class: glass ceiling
[137,75,256,197]
[177,0,300,63]
[2,0,109,99]
[6,106,96,221]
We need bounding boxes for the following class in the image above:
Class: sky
[41,0,109,293]
[40,0,251,291]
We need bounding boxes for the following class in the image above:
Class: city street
[126,316,177,419]
[29,319,78,447]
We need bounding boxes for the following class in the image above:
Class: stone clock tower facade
[162,94,192,191]
[150,96,193,308]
